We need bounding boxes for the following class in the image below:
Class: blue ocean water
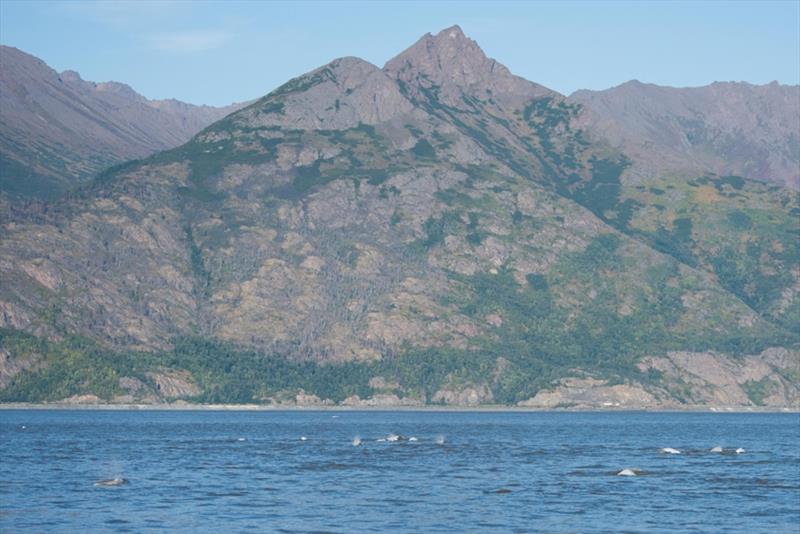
[0,410,798,533]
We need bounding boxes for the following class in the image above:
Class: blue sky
[1,0,798,106]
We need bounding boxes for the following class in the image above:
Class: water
[1,410,798,533]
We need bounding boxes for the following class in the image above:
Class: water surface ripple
[1,410,798,533]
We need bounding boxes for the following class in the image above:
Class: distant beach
[1,402,796,413]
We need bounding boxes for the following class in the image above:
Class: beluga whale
[660,447,681,455]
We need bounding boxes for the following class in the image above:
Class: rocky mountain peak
[326,56,381,81]
[384,25,551,108]
[229,55,415,131]
[56,68,145,102]
[95,80,140,97]
[384,25,493,87]
[59,70,82,83]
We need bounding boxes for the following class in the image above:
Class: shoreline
[0,402,797,413]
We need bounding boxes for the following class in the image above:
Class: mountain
[0,45,247,199]
[0,26,797,408]
[571,80,800,189]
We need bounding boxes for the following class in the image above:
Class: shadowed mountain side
[0,45,249,199]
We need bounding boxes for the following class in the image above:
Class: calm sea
[1,410,798,533]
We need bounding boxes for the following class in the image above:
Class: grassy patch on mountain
[0,154,69,200]
[623,175,800,328]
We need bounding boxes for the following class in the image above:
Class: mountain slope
[0,46,247,199]
[570,80,800,189]
[0,27,797,407]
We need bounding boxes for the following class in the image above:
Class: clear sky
[1,0,798,106]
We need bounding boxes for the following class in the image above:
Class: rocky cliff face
[0,46,247,199]
[384,26,552,108]
[571,80,800,189]
[518,347,800,409]
[0,27,797,407]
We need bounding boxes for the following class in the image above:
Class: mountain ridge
[0,45,250,199]
[570,79,800,189]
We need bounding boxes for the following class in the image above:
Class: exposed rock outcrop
[293,391,334,406]
[60,394,104,404]
[432,381,493,406]
[145,369,200,399]
[0,346,41,388]
[517,377,660,409]
[639,348,800,408]
[341,394,423,407]
[517,348,800,410]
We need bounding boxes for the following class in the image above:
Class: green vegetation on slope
[623,175,800,329]
[0,329,501,404]
[0,319,676,405]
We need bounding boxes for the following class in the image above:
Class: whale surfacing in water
[660,447,681,455]
[617,469,638,477]
[352,436,362,447]
[736,448,745,454]
[710,446,723,453]
[95,477,128,487]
